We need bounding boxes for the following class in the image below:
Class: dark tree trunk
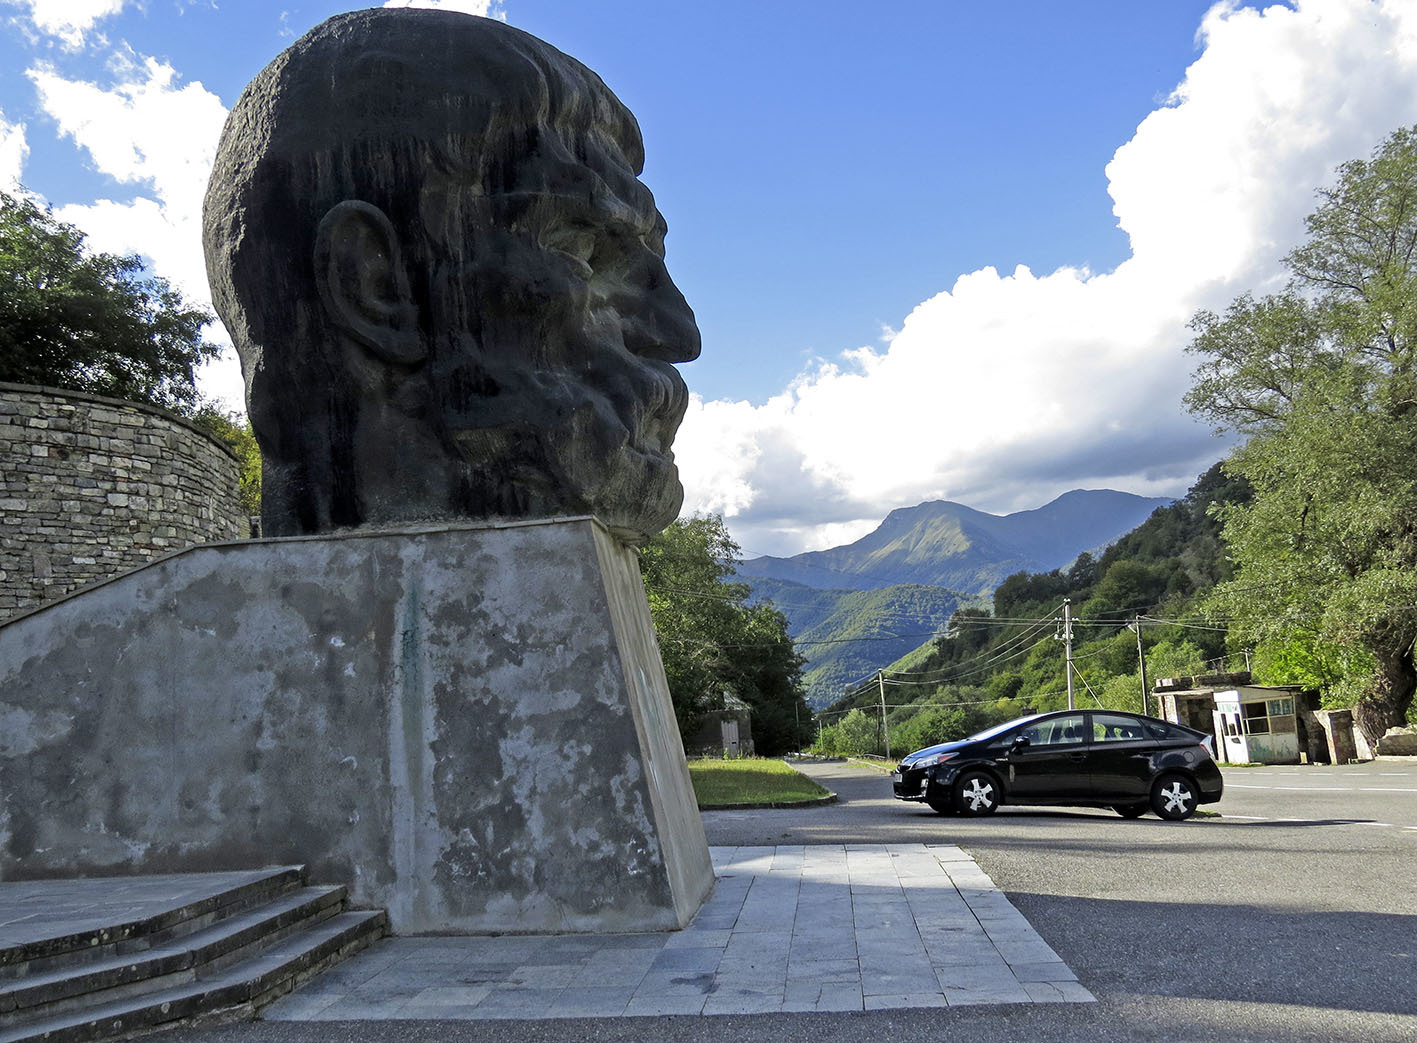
[1354,643,1416,750]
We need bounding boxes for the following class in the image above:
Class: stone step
[0,885,347,1026]
[0,909,387,1043]
[0,866,307,982]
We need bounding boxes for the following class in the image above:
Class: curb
[697,791,838,811]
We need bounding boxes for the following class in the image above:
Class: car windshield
[964,714,1043,743]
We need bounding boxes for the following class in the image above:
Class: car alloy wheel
[1150,773,1198,821]
[954,771,999,816]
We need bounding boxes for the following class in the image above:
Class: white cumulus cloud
[2,0,128,48]
[381,0,506,18]
[673,0,1417,557]
[0,109,27,193]
[27,53,241,407]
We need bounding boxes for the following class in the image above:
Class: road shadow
[1001,889,1417,1017]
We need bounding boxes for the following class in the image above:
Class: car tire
[1150,773,1198,821]
[954,771,1000,816]
[1113,803,1147,819]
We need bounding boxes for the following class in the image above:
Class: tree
[639,514,811,754]
[1079,560,1169,621]
[891,702,992,756]
[834,708,879,757]
[1185,126,1417,745]
[0,190,218,412]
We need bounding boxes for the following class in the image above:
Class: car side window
[1143,721,1187,741]
[1029,714,1086,745]
[1092,713,1144,742]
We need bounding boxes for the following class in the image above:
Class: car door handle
[1068,752,1087,762]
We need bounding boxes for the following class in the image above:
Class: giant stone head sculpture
[203,9,700,542]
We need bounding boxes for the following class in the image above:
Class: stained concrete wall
[0,517,714,934]
[0,382,246,622]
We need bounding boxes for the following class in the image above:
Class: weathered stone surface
[1376,726,1417,756]
[203,9,700,544]
[0,382,245,622]
[0,518,714,934]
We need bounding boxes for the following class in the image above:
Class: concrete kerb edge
[696,792,838,812]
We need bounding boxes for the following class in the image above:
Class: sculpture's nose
[618,249,702,364]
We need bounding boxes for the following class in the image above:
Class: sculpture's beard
[436,334,691,540]
[421,229,700,540]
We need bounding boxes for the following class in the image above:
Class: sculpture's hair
[202,9,647,532]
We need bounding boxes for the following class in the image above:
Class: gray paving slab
[254,844,1092,1021]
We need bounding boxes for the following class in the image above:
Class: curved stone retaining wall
[0,382,246,620]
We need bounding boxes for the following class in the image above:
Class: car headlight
[913,751,957,769]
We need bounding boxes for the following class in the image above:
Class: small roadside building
[1211,687,1301,764]
[1152,673,1310,764]
[687,693,755,758]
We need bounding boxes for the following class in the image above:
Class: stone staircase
[0,866,386,1042]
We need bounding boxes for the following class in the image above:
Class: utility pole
[1134,616,1149,717]
[1062,599,1075,710]
[877,671,891,762]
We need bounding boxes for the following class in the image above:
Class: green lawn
[687,758,832,807]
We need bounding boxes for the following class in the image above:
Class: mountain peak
[740,489,1172,595]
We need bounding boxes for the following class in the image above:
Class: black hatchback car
[891,709,1223,820]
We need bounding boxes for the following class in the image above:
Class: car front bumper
[892,764,962,803]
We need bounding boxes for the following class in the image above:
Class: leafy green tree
[993,569,1069,618]
[1185,125,1417,745]
[890,703,993,755]
[835,708,879,757]
[640,514,811,753]
[812,720,843,756]
[1079,560,1169,621]
[0,190,218,411]
[725,601,810,755]
[1145,638,1207,679]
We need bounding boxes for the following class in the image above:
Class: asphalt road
[166,759,1417,1043]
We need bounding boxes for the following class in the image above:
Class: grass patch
[688,758,832,807]
[849,757,895,774]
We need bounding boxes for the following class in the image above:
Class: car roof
[1019,708,1207,739]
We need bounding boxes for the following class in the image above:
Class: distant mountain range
[741,489,1173,707]
[739,489,1173,595]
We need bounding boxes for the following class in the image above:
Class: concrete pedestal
[0,518,714,934]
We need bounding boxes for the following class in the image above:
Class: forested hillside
[815,464,1250,755]
[797,585,973,701]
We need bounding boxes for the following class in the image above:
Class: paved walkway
[263,844,1092,1020]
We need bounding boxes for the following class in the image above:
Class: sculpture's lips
[631,358,689,455]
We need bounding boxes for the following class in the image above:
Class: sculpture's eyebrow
[496,188,660,242]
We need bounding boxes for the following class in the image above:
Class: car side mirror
[1011,734,1031,750]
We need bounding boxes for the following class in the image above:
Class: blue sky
[4,1,1417,556]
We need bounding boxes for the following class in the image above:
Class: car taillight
[1201,736,1216,758]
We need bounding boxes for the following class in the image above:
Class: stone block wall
[0,382,246,621]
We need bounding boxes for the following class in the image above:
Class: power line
[1138,615,1232,632]
[875,605,1064,684]
[825,605,1066,705]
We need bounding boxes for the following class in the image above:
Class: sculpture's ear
[314,200,425,365]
